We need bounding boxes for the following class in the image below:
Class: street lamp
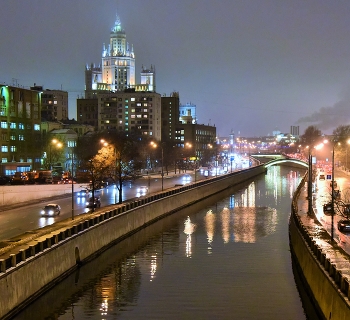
[324,138,341,242]
[150,141,164,191]
[71,146,74,220]
[49,139,62,170]
[307,143,325,215]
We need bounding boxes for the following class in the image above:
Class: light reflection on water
[14,166,313,320]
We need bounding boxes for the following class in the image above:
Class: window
[18,135,24,141]
[1,121,7,129]
[10,123,16,129]
[34,124,40,131]
[10,146,16,152]
[18,123,24,129]
[10,135,15,141]
[1,145,8,152]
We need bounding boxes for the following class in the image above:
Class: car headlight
[48,210,54,215]
[41,210,45,215]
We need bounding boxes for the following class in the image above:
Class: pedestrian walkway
[296,168,350,279]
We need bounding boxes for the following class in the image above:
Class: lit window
[131,115,135,118]
[10,123,16,129]
[131,97,135,101]
[1,121,7,129]
[10,135,15,140]
[34,124,40,131]
[54,101,57,105]
[19,123,24,129]
[1,145,8,152]
[10,146,16,152]
[18,135,24,141]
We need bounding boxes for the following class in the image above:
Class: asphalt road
[0,172,197,242]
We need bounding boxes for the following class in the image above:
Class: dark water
[14,166,318,320]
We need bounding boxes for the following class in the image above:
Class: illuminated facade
[84,14,155,98]
[0,85,42,174]
[98,90,162,140]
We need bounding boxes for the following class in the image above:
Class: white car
[136,186,148,196]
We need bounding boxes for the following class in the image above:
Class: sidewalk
[296,168,350,276]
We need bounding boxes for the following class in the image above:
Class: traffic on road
[0,172,198,242]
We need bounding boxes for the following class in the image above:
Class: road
[0,172,197,242]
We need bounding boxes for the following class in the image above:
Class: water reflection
[183,216,196,257]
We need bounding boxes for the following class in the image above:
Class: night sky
[1,0,350,138]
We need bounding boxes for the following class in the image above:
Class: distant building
[0,85,42,174]
[179,102,197,124]
[161,92,180,142]
[175,123,216,165]
[98,90,162,140]
[84,13,154,98]
[31,85,68,121]
[290,125,299,137]
[77,98,99,128]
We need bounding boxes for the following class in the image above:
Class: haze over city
[1,0,350,137]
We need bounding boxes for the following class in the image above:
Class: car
[87,196,101,208]
[41,204,61,216]
[182,174,191,183]
[136,186,148,196]
[0,176,11,185]
[337,219,350,232]
[323,202,333,215]
[77,189,89,197]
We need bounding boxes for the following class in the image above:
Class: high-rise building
[85,14,146,98]
[98,90,162,140]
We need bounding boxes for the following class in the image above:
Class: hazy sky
[1,0,350,137]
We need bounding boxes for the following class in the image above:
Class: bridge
[251,154,309,169]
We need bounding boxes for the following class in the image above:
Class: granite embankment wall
[289,175,350,320]
[0,165,266,319]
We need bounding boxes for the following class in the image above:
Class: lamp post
[49,139,62,170]
[161,145,164,191]
[150,141,164,191]
[71,147,74,220]
[331,142,335,242]
[307,146,312,215]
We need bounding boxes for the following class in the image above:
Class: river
[14,165,321,320]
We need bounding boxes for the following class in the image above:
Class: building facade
[0,85,42,174]
[98,90,162,140]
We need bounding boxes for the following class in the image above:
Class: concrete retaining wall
[290,175,350,320]
[0,184,83,206]
[0,165,266,319]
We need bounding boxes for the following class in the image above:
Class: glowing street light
[49,139,62,170]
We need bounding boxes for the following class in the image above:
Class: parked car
[337,219,350,232]
[0,176,11,185]
[41,204,61,216]
[87,196,101,208]
[323,202,333,215]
